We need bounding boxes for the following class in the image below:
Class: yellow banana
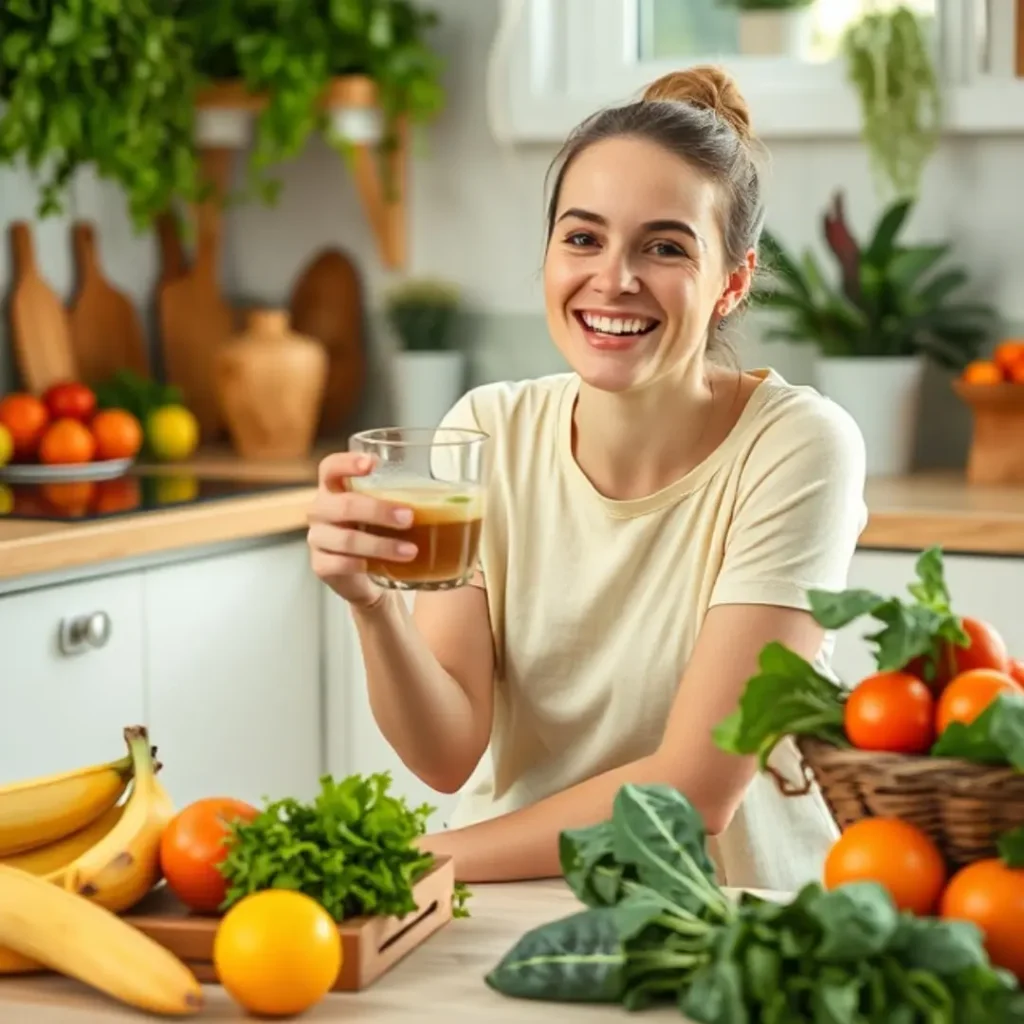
[2,803,125,881]
[0,749,133,857]
[65,725,176,914]
[0,945,47,976]
[0,863,203,1015]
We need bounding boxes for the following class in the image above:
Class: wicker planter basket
[787,737,1024,869]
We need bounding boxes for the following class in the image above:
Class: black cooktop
[0,472,306,522]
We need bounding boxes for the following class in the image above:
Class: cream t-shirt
[435,368,867,893]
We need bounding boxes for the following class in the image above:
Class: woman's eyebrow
[556,207,704,247]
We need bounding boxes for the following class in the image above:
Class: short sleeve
[709,397,868,611]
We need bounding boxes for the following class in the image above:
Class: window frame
[488,0,1024,143]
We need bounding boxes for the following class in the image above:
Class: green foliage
[0,0,445,228]
[842,6,941,200]
[0,0,206,229]
[755,192,998,368]
[385,278,462,352]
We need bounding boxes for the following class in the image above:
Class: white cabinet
[323,590,458,830]
[829,549,1024,686]
[0,573,146,785]
[143,540,323,810]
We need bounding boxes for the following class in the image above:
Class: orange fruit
[90,409,143,461]
[844,671,935,754]
[38,419,96,465]
[935,668,1020,735]
[213,889,342,1017]
[941,858,1024,981]
[92,477,141,515]
[993,340,1024,377]
[824,817,947,915]
[961,360,1004,385]
[0,393,49,460]
[40,481,96,517]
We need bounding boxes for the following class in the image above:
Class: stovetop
[0,472,307,523]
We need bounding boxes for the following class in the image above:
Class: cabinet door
[0,573,146,785]
[143,539,322,809]
[323,590,458,830]
[829,549,1024,686]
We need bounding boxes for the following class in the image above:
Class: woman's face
[543,135,752,393]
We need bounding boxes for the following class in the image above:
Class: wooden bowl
[953,379,1024,485]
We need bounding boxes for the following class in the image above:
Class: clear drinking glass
[347,426,489,590]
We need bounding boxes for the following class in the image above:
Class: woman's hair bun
[642,65,753,142]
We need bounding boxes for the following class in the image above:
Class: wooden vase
[953,379,1024,485]
[215,309,328,460]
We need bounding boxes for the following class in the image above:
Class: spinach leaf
[931,691,1024,768]
[807,882,900,962]
[888,914,988,975]
[999,826,1024,868]
[484,906,629,1002]
[713,641,848,768]
[610,784,728,919]
[559,820,636,907]
[679,960,749,1024]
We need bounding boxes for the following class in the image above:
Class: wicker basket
[784,737,1024,870]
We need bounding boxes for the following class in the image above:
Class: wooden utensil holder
[953,379,1024,484]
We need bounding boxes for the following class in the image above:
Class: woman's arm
[417,601,825,881]
[352,579,495,794]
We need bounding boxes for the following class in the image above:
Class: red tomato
[935,668,1020,735]
[907,617,1010,693]
[844,671,936,754]
[159,797,259,913]
[42,381,96,423]
[941,859,1024,981]
[1010,659,1024,688]
[0,393,49,460]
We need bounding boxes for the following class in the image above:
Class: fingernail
[398,542,418,557]
[357,456,371,470]
[393,508,413,526]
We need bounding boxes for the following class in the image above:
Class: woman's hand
[307,452,418,607]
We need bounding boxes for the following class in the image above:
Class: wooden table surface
[0,879,714,1022]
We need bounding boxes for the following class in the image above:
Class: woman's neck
[571,361,743,501]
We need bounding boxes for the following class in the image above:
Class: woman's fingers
[307,522,418,563]
[307,489,413,530]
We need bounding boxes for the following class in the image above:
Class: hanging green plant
[841,6,942,200]
[0,0,205,229]
[181,0,445,205]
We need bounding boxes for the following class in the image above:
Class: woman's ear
[717,248,757,317]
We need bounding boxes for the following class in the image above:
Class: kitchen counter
[0,879,725,1021]
[3,445,1024,586]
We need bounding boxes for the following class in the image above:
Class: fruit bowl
[0,457,135,484]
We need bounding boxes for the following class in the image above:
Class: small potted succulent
[755,191,998,476]
[384,279,466,428]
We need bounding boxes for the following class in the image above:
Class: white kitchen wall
[0,0,1019,463]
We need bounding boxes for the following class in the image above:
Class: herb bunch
[218,772,468,920]
[485,783,1024,1022]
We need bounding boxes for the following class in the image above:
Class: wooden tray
[123,856,454,992]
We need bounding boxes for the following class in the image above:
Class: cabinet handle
[58,611,112,657]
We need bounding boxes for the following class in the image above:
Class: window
[488,0,1024,142]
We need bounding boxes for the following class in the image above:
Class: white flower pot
[737,8,815,58]
[329,106,383,145]
[392,351,467,429]
[815,355,925,477]
[195,108,252,149]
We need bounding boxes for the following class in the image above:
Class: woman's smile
[572,309,662,351]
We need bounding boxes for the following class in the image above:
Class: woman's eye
[564,231,597,248]
[649,241,686,258]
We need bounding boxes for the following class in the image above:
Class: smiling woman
[308,64,868,895]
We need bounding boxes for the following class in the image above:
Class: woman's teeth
[577,312,657,336]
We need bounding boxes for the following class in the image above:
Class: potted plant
[384,279,466,428]
[841,6,941,199]
[716,0,816,59]
[755,191,998,476]
[0,3,206,229]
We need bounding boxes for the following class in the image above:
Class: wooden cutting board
[154,209,188,285]
[123,856,454,992]
[289,247,366,435]
[158,148,236,442]
[8,221,78,392]
[68,221,149,384]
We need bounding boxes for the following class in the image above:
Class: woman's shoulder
[440,373,576,437]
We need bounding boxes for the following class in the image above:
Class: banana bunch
[0,725,194,1015]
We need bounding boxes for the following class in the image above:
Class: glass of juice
[347,426,489,590]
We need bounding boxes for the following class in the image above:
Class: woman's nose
[591,249,641,296]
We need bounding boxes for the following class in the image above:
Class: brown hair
[544,65,765,304]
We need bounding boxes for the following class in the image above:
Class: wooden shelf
[1018,0,1024,76]
[195,74,407,270]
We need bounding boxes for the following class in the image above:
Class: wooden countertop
[0,879,741,1022]
[3,444,1024,585]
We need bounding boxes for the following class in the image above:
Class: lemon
[0,424,12,468]
[0,485,12,516]
[146,405,199,462]
[154,474,199,506]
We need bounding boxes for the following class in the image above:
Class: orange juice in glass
[348,426,488,590]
